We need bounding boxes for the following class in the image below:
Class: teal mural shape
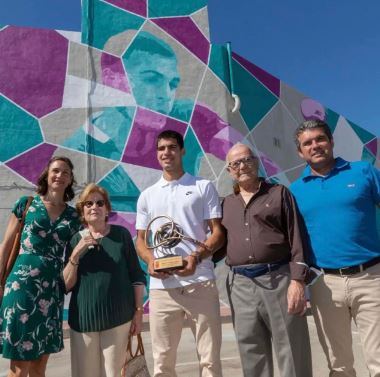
[148,0,207,18]
[63,107,135,161]
[98,165,140,212]
[208,45,231,90]
[183,126,204,176]
[232,58,278,131]
[325,108,340,133]
[81,0,144,50]
[362,147,376,165]
[348,120,376,144]
[170,99,195,123]
[0,96,43,162]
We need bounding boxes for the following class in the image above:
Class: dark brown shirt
[222,181,308,280]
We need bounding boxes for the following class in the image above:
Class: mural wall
[1,0,379,309]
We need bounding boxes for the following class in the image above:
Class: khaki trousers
[70,321,131,377]
[310,262,380,377]
[149,280,222,377]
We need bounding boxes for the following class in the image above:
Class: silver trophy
[145,215,208,272]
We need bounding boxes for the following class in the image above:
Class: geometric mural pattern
[1,1,379,310]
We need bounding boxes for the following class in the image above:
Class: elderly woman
[63,183,146,377]
[0,156,81,377]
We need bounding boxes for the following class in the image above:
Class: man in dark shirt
[222,143,312,377]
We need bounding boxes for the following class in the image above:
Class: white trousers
[70,321,131,377]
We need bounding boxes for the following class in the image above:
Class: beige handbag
[121,334,151,377]
[1,196,33,286]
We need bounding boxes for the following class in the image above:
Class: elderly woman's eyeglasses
[84,200,105,208]
[228,156,256,171]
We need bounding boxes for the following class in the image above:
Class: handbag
[121,333,151,377]
[1,196,33,286]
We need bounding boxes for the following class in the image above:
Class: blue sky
[2,0,379,136]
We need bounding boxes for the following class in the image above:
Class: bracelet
[135,306,144,312]
[69,258,79,266]
[190,252,202,265]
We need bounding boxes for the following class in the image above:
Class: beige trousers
[310,262,380,377]
[70,321,131,377]
[149,280,222,377]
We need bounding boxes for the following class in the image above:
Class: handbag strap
[21,196,34,225]
[127,333,145,359]
[0,196,33,286]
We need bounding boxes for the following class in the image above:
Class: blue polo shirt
[290,157,380,268]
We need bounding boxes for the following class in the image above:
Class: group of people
[0,121,379,377]
[0,158,146,377]
[222,119,380,377]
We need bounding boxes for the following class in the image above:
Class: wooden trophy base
[153,255,184,272]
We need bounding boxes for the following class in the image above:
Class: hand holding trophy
[145,215,209,272]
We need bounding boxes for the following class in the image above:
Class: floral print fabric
[0,195,81,360]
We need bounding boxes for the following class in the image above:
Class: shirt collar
[233,177,268,197]
[158,172,189,187]
[301,157,349,180]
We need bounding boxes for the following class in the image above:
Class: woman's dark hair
[36,156,76,202]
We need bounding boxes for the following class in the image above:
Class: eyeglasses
[228,156,256,171]
[84,200,105,208]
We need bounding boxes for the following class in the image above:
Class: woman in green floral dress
[0,156,81,377]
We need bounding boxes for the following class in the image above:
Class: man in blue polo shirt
[290,119,380,377]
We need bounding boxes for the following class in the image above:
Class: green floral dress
[0,195,81,360]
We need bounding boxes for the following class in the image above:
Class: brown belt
[317,256,380,276]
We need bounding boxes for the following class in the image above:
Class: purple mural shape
[6,143,57,184]
[259,152,282,177]
[191,104,242,161]
[232,52,280,97]
[122,107,187,169]
[104,0,147,17]
[209,124,243,161]
[101,52,130,93]
[152,17,210,64]
[301,98,326,121]
[109,212,137,237]
[0,27,68,118]
[365,138,378,157]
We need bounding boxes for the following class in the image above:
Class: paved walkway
[0,316,367,376]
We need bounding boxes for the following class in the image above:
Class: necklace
[89,224,110,250]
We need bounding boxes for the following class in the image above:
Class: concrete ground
[0,316,368,376]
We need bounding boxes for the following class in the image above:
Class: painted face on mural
[122,31,181,116]
[125,50,180,115]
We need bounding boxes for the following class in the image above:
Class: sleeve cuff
[289,261,308,281]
